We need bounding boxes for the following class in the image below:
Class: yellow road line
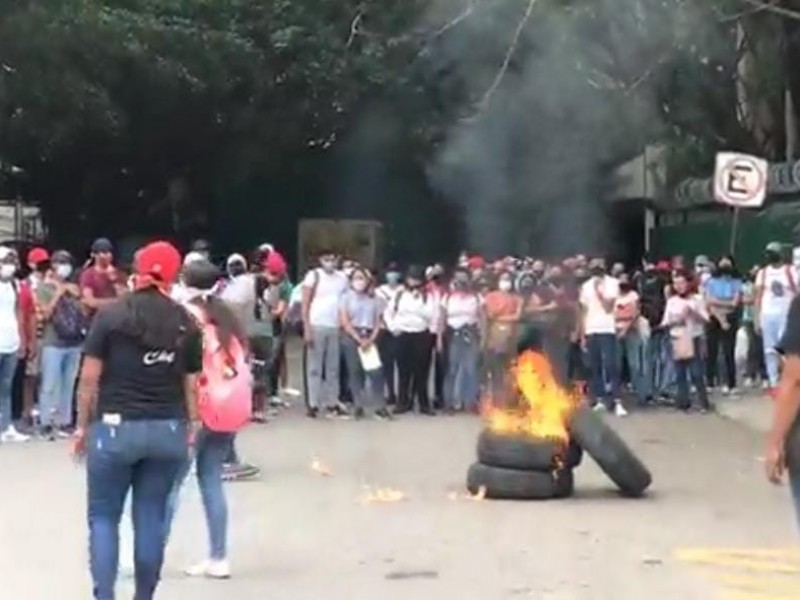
[674,549,800,574]
[722,590,798,600]
[711,572,800,594]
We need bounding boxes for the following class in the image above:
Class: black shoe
[375,409,393,421]
[332,405,350,418]
[393,406,411,416]
[307,407,319,419]
[354,408,365,420]
[420,407,436,416]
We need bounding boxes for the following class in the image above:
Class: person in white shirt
[387,265,436,415]
[438,267,482,413]
[579,258,626,416]
[614,273,648,404]
[375,264,404,406]
[302,250,349,417]
[756,242,798,391]
[0,247,27,442]
[661,270,710,412]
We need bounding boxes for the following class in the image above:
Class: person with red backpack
[165,258,251,579]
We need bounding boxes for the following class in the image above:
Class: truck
[297,219,384,276]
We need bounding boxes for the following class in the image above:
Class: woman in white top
[438,267,482,413]
[661,270,710,412]
[387,265,436,415]
[375,264,404,406]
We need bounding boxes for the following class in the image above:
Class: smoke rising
[422,0,711,257]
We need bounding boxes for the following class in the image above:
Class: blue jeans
[648,330,675,397]
[341,331,386,410]
[586,333,620,407]
[618,330,650,401]
[0,351,18,430]
[165,428,234,560]
[674,338,709,410]
[39,345,82,427]
[761,312,788,387]
[87,419,189,600]
[444,327,480,410]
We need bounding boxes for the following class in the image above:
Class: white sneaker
[743,377,754,388]
[282,387,301,397]
[614,402,629,417]
[592,403,607,413]
[184,559,231,579]
[721,386,731,395]
[0,426,30,443]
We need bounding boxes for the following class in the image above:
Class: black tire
[569,406,652,497]
[466,463,574,500]
[477,430,583,470]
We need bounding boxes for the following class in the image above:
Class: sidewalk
[714,390,773,434]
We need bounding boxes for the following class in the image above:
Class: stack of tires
[466,430,582,500]
[466,406,652,499]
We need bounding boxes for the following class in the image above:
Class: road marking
[675,547,800,599]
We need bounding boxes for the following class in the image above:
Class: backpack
[51,294,88,343]
[184,303,252,433]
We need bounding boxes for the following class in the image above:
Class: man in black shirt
[638,261,670,401]
[766,293,800,527]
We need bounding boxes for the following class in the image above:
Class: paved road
[1,399,798,599]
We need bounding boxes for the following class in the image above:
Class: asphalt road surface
[1,362,798,599]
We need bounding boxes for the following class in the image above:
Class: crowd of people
[0,233,795,598]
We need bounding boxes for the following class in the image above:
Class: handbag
[670,326,695,360]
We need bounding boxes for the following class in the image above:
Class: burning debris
[467,348,652,500]
[360,486,407,505]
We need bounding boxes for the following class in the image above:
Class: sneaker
[721,386,731,395]
[307,407,319,419]
[743,377,754,388]
[614,401,628,417]
[592,403,607,413]
[269,396,285,408]
[282,387,302,397]
[0,426,30,443]
[184,559,231,579]
[331,405,350,419]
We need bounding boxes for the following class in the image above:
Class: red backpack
[184,303,252,432]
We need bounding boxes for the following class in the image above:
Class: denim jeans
[39,345,81,427]
[648,330,675,397]
[341,330,386,410]
[617,330,650,401]
[586,333,620,407]
[444,327,480,410]
[165,428,235,561]
[761,312,788,387]
[0,351,18,430]
[87,419,189,600]
[674,338,709,410]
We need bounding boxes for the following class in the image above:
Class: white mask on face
[498,280,513,292]
[55,264,73,279]
[0,264,15,279]
[352,279,368,292]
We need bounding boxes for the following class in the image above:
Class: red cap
[27,247,49,265]
[264,250,287,276]
[134,241,181,289]
[467,256,485,269]
[656,260,671,271]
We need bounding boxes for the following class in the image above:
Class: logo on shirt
[142,350,176,366]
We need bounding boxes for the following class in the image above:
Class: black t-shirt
[638,271,667,327]
[83,301,202,420]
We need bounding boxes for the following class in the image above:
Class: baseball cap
[134,241,181,286]
[766,241,783,253]
[27,247,49,265]
[264,251,287,275]
[51,250,73,264]
[91,237,113,254]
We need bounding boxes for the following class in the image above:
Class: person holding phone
[80,237,121,317]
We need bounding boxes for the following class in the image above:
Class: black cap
[51,250,73,264]
[91,238,113,253]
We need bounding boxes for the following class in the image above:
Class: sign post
[713,152,768,256]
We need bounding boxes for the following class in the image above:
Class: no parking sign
[713,152,768,208]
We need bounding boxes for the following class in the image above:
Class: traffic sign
[713,152,767,208]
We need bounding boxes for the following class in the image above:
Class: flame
[482,350,578,443]
[360,486,407,504]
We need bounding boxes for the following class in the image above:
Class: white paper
[358,344,382,372]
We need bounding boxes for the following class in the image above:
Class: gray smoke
[422,0,716,257]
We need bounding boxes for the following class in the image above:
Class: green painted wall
[652,199,800,267]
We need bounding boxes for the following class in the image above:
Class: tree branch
[478,0,539,110]
[415,0,487,59]
[346,12,363,49]
[740,0,800,22]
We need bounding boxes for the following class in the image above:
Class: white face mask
[498,280,513,292]
[55,264,73,279]
[352,279,368,292]
[0,264,15,279]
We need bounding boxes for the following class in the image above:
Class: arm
[81,286,115,311]
[16,292,29,355]
[339,304,361,343]
[368,302,382,345]
[75,356,102,433]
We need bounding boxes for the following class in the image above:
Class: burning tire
[569,406,652,497]
[477,430,582,470]
[466,462,574,500]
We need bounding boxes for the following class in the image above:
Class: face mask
[228,264,246,278]
[55,264,73,279]
[321,259,337,272]
[0,264,15,279]
[386,272,401,284]
[352,279,367,292]
[498,280,513,292]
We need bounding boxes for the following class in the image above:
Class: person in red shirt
[20,247,49,424]
[80,238,121,316]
